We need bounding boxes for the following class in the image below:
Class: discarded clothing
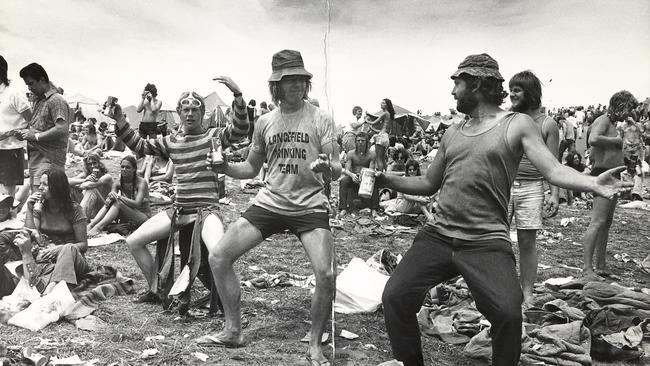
[583,282,650,310]
[520,321,592,366]
[243,271,314,289]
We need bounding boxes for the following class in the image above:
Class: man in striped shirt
[110,76,248,305]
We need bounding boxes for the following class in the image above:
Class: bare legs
[208,219,335,363]
[517,229,537,306]
[582,195,617,276]
[126,211,174,293]
[88,201,149,236]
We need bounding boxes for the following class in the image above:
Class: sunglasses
[180,95,202,108]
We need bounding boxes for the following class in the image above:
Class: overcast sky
[2,0,649,125]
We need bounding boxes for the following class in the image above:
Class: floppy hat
[451,53,504,81]
[268,49,313,82]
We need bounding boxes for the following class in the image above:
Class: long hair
[461,74,507,106]
[83,152,108,176]
[608,90,638,117]
[405,159,421,176]
[120,155,138,200]
[383,98,396,120]
[509,70,542,110]
[42,168,75,219]
[268,77,312,105]
[0,55,8,86]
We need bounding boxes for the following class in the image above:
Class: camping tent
[425,115,457,132]
[122,102,181,131]
[66,93,116,124]
[367,104,430,136]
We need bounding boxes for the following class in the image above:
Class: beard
[511,97,531,113]
[456,92,479,114]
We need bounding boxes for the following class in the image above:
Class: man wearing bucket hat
[378,53,633,365]
[204,49,341,366]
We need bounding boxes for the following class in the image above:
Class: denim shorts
[508,179,544,230]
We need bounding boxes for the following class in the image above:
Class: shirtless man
[136,83,162,138]
[338,132,377,217]
[582,91,638,278]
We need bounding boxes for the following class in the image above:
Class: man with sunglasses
[108,76,249,310]
[204,50,341,366]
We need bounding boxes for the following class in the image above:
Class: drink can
[358,168,375,198]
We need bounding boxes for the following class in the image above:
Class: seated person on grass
[140,154,174,183]
[381,159,433,217]
[87,155,151,236]
[0,168,89,296]
[338,132,377,217]
[68,152,113,219]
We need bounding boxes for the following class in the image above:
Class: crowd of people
[0,49,643,366]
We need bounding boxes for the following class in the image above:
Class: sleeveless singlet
[428,112,521,242]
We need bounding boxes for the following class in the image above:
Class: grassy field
[0,154,648,365]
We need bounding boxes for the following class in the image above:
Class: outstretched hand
[212,76,242,95]
[593,166,634,199]
[310,154,331,174]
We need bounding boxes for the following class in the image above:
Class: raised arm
[213,76,250,147]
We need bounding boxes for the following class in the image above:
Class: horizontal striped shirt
[116,98,248,211]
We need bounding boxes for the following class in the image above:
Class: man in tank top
[378,53,633,366]
[507,70,560,308]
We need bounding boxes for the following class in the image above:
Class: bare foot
[195,331,246,348]
[87,227,102,238]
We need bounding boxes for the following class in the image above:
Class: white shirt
[0,83,31,149]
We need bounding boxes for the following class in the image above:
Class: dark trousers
[339,175,380,211]
[382,227,523,366]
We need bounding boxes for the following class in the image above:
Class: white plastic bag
[8,281,75,331]
[334,257,389,314]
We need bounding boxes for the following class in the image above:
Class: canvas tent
[367,104,431,136]
[66,93,116,124]
[202,91,230,128]
[425,115,457,132]
[122,101,181,131]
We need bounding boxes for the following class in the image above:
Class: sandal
[24,262,46,293]
[305,355,331,366]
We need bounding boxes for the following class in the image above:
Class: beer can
[358,168,375,198]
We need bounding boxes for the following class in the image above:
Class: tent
[67,93,100,106]
[122,102,181,131]
[425,115,457,132]
[367,104,430,136]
